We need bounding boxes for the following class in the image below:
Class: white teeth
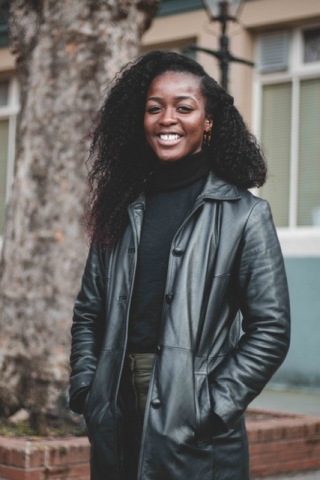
[159,134,181,141]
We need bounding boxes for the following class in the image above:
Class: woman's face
[144,71,213,163]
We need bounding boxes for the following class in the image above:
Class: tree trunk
[0,0,158,425]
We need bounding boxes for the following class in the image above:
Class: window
[303,28,320,63]
[255,27,320,234]
[0,1,9,48]
[158,0,202,17]
[0,76,19,237]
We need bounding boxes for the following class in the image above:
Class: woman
[69,51,290,480]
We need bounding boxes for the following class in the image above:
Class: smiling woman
[70,51,290,480]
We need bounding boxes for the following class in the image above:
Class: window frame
[0,75,19,242]
[253,25,320,255]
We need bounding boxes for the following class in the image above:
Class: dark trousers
[118,353,154,480]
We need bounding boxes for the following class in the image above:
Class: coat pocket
[83,394,111,442]
[194,370,228,443]
[194,372,212,441]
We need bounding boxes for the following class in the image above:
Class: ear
[204,116,213,131]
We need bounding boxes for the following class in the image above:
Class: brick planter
[0,410,320,479]
[248,409,320,478]
[0,436,90,480]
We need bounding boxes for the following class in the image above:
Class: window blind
[260,83,292,227]
[298,78,320,226]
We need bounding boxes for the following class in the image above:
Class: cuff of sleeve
[69,372,94,414]
[69,386,90,414]
[210,411,228,435]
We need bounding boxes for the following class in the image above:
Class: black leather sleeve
[69,246,106,414]
[209,199,290,429]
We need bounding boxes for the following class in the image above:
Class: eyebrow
[146,95,196,102]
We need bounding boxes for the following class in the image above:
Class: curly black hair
[87,50,267,248]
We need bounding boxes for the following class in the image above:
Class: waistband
[125,353,155,371]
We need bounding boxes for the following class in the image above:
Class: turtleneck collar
[147,150,210,193]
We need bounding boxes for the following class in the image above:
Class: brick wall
[0,410,320,479]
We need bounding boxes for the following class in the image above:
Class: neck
[147,150,210,192]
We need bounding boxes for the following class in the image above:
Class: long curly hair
[87,50,266,248]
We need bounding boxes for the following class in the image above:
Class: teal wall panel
[270,257,320,388]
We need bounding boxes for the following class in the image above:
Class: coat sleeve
[209,199,290,429]
[69,245,106,414]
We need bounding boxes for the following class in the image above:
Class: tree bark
[0,0,158,422]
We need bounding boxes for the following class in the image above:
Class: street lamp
[189,0,254,91]
[203,0,243,20]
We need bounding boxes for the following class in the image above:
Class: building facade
[1,0,320,388]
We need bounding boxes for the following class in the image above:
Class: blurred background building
[1,0,320,391]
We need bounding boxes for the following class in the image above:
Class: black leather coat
[70,172,290,480]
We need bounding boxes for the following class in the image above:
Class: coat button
[172,248,184,257]
[165,293,173,304]
[151,398,161,409]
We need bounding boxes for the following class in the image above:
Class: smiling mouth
[158,133,182,141]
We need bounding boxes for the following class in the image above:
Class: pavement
[250,386,320,416]
[250,387,320,479]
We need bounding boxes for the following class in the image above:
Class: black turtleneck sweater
[128,151,210,353]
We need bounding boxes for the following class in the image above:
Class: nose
[159,107,177,126]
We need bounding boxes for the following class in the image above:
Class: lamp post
[189,0,254,92]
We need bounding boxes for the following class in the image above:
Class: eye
[177,105,193,113]
[146,105,161,114]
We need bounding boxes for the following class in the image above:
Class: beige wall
[142,0,320,127]
[242,0,320,30]
[0,49,15,74]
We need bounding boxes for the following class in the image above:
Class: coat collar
[199,171,241,201]
[128,171,241,211]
